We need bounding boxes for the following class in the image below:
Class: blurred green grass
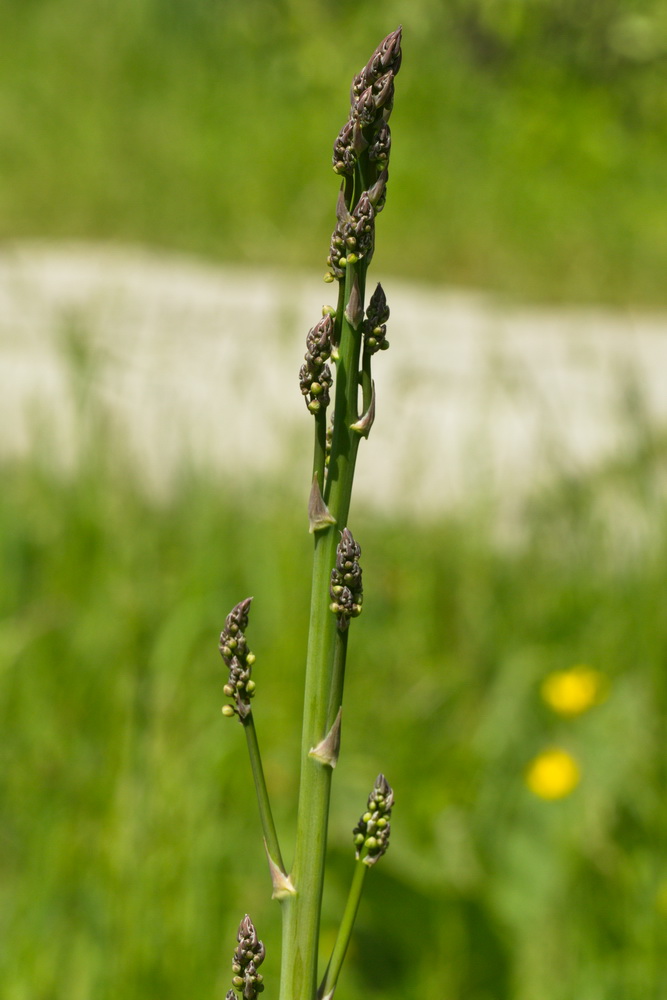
[1,0,667,303]
[3,3,667,997]
[2,410,667,998]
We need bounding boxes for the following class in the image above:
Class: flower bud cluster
[363,283,390,355]
[353,774,394,866]
[327,27,402,281]
[327,191,377,280]
[230,915,265,999]
[329,527,363,631]
[369,121,391,169]
[350,193,375,261]
[350,27,402,104]
[299,313,334,414]
[333,26,402,178]
[219,598,256,722]
[332,118,366,176]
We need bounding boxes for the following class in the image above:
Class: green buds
[329,527,363,630]
[363,283,390,355]
[229,915,265,999]
[219,598,256,721]
[352,774,394,866]
[300,314,334,413]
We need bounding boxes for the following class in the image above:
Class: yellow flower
[525,747,581,800]
[540,665,608,717]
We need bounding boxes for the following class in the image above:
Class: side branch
[243,712,290,884]
[219,599,289,884]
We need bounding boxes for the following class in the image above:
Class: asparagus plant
[220,27,402,1000]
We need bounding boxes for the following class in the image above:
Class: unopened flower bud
[219,599,256,721]
[330,528,363,630]
[228,915,265,1000]
[353,774,394,866]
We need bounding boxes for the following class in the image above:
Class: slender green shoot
[317,860,368,1000]
[318,774,394,999]
[219,598,287,880]
[220,28,403,1000]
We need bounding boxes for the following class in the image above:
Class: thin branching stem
[326,628,349,734]
[242,712,286,873]
[317,860,368,1000]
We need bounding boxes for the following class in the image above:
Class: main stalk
[278,28,402,1000]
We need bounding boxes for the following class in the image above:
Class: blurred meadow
[2,2,667,999]
[2,0,667,303]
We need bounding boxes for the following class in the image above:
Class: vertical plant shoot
[220,27,402,1000]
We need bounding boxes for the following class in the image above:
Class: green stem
[326,628,348,733]
[318,861,368,1000]
[278,522,338,1000]
[279,258,368,1000]
[325,260,366,518]
[360,348,373,421]
[243,712,286,874]
[312,411,328,493]
[333,277,346,349]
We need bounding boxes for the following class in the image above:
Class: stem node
[265,842,297,900]
[309,474,337,533]
[309,707,343,768]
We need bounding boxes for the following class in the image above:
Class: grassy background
[1,0,667,303]
[2,403,667,999]
[2,2,667,998]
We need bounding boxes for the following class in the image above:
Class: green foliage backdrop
[2,423,667,998]
[1,0,667,302]
[2,3,667,997]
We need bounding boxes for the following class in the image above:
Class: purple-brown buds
[333,119,368,176]
[351,27,403,105]
[327,29,401,275]
[326,191,375,279]
[300,313,334,413]
[349,192,375,263]
[363,283,390,355]
[372,71,395,115]
[331,24,402,222]
[367,169,388,212]
[369,122,391,167]
[354,85,377,128]
[230,915,265,999]
[219,598,256,722]
[330,528,363,630]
